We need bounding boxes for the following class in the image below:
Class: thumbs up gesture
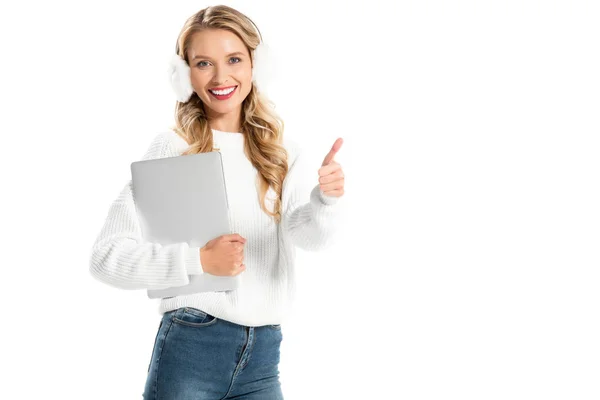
[317,138,345,198]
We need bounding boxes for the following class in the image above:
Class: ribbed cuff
[313,185,341,206]
[185,246,204,275]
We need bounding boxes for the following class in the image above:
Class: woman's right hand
[200,234,246,276]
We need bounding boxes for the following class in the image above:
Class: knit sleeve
[88,133,204,290]
[281,140,344,251]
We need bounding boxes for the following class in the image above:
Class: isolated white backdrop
[0,0,599,399]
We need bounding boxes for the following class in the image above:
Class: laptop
[130,151,241,299]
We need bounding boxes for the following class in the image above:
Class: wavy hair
[170,5,288,223]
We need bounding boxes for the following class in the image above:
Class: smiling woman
[89,4,345,400]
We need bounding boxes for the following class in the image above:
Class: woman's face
[188,29,253,120]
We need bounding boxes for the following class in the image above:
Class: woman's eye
[196,57,241,68]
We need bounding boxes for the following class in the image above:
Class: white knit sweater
[89,129,343,327]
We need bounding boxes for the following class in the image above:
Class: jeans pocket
[268,324,282,330]
[172,307,218,328]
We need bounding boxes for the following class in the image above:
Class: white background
[1,0,599,399]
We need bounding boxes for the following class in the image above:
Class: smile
[209,86,237,100]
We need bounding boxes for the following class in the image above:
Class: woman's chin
[207,99,244,114]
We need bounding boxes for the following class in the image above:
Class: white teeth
[210,87,236,95]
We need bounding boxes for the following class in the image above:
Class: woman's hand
[200,234,246,276]
[318,138,345,198]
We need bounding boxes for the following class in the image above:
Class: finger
[232,259,244,269]
[232,242,244,252]
[320,180,344,192]
[321,188,344,197]
[318,162,341,177]
[235,264,246,276]
[319,169,344,184]
[321,138,343,166]
[222,233,246,243]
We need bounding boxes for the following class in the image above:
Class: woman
[89,5,345,399]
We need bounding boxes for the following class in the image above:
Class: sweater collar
[212,129,244,149]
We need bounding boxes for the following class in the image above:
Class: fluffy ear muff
[168,54,194,103]
[252,41,276,97]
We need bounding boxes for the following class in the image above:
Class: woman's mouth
[209,86,237,100]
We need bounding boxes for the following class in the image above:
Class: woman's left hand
[318,138,345,198]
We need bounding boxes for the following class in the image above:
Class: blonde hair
[170,5,288,223]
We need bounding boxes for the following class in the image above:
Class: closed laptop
[130,151,241,299]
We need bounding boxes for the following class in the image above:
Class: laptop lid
[130,151,231,249]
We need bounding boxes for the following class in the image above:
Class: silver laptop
[130,151,241,299]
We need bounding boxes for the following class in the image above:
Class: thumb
[223,233,246,243]
[322,137,343,166]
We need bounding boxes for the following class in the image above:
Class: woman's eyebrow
[192,51,245,60]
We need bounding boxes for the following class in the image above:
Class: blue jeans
[142,307,284,399]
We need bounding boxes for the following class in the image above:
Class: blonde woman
[89,5,345,399]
